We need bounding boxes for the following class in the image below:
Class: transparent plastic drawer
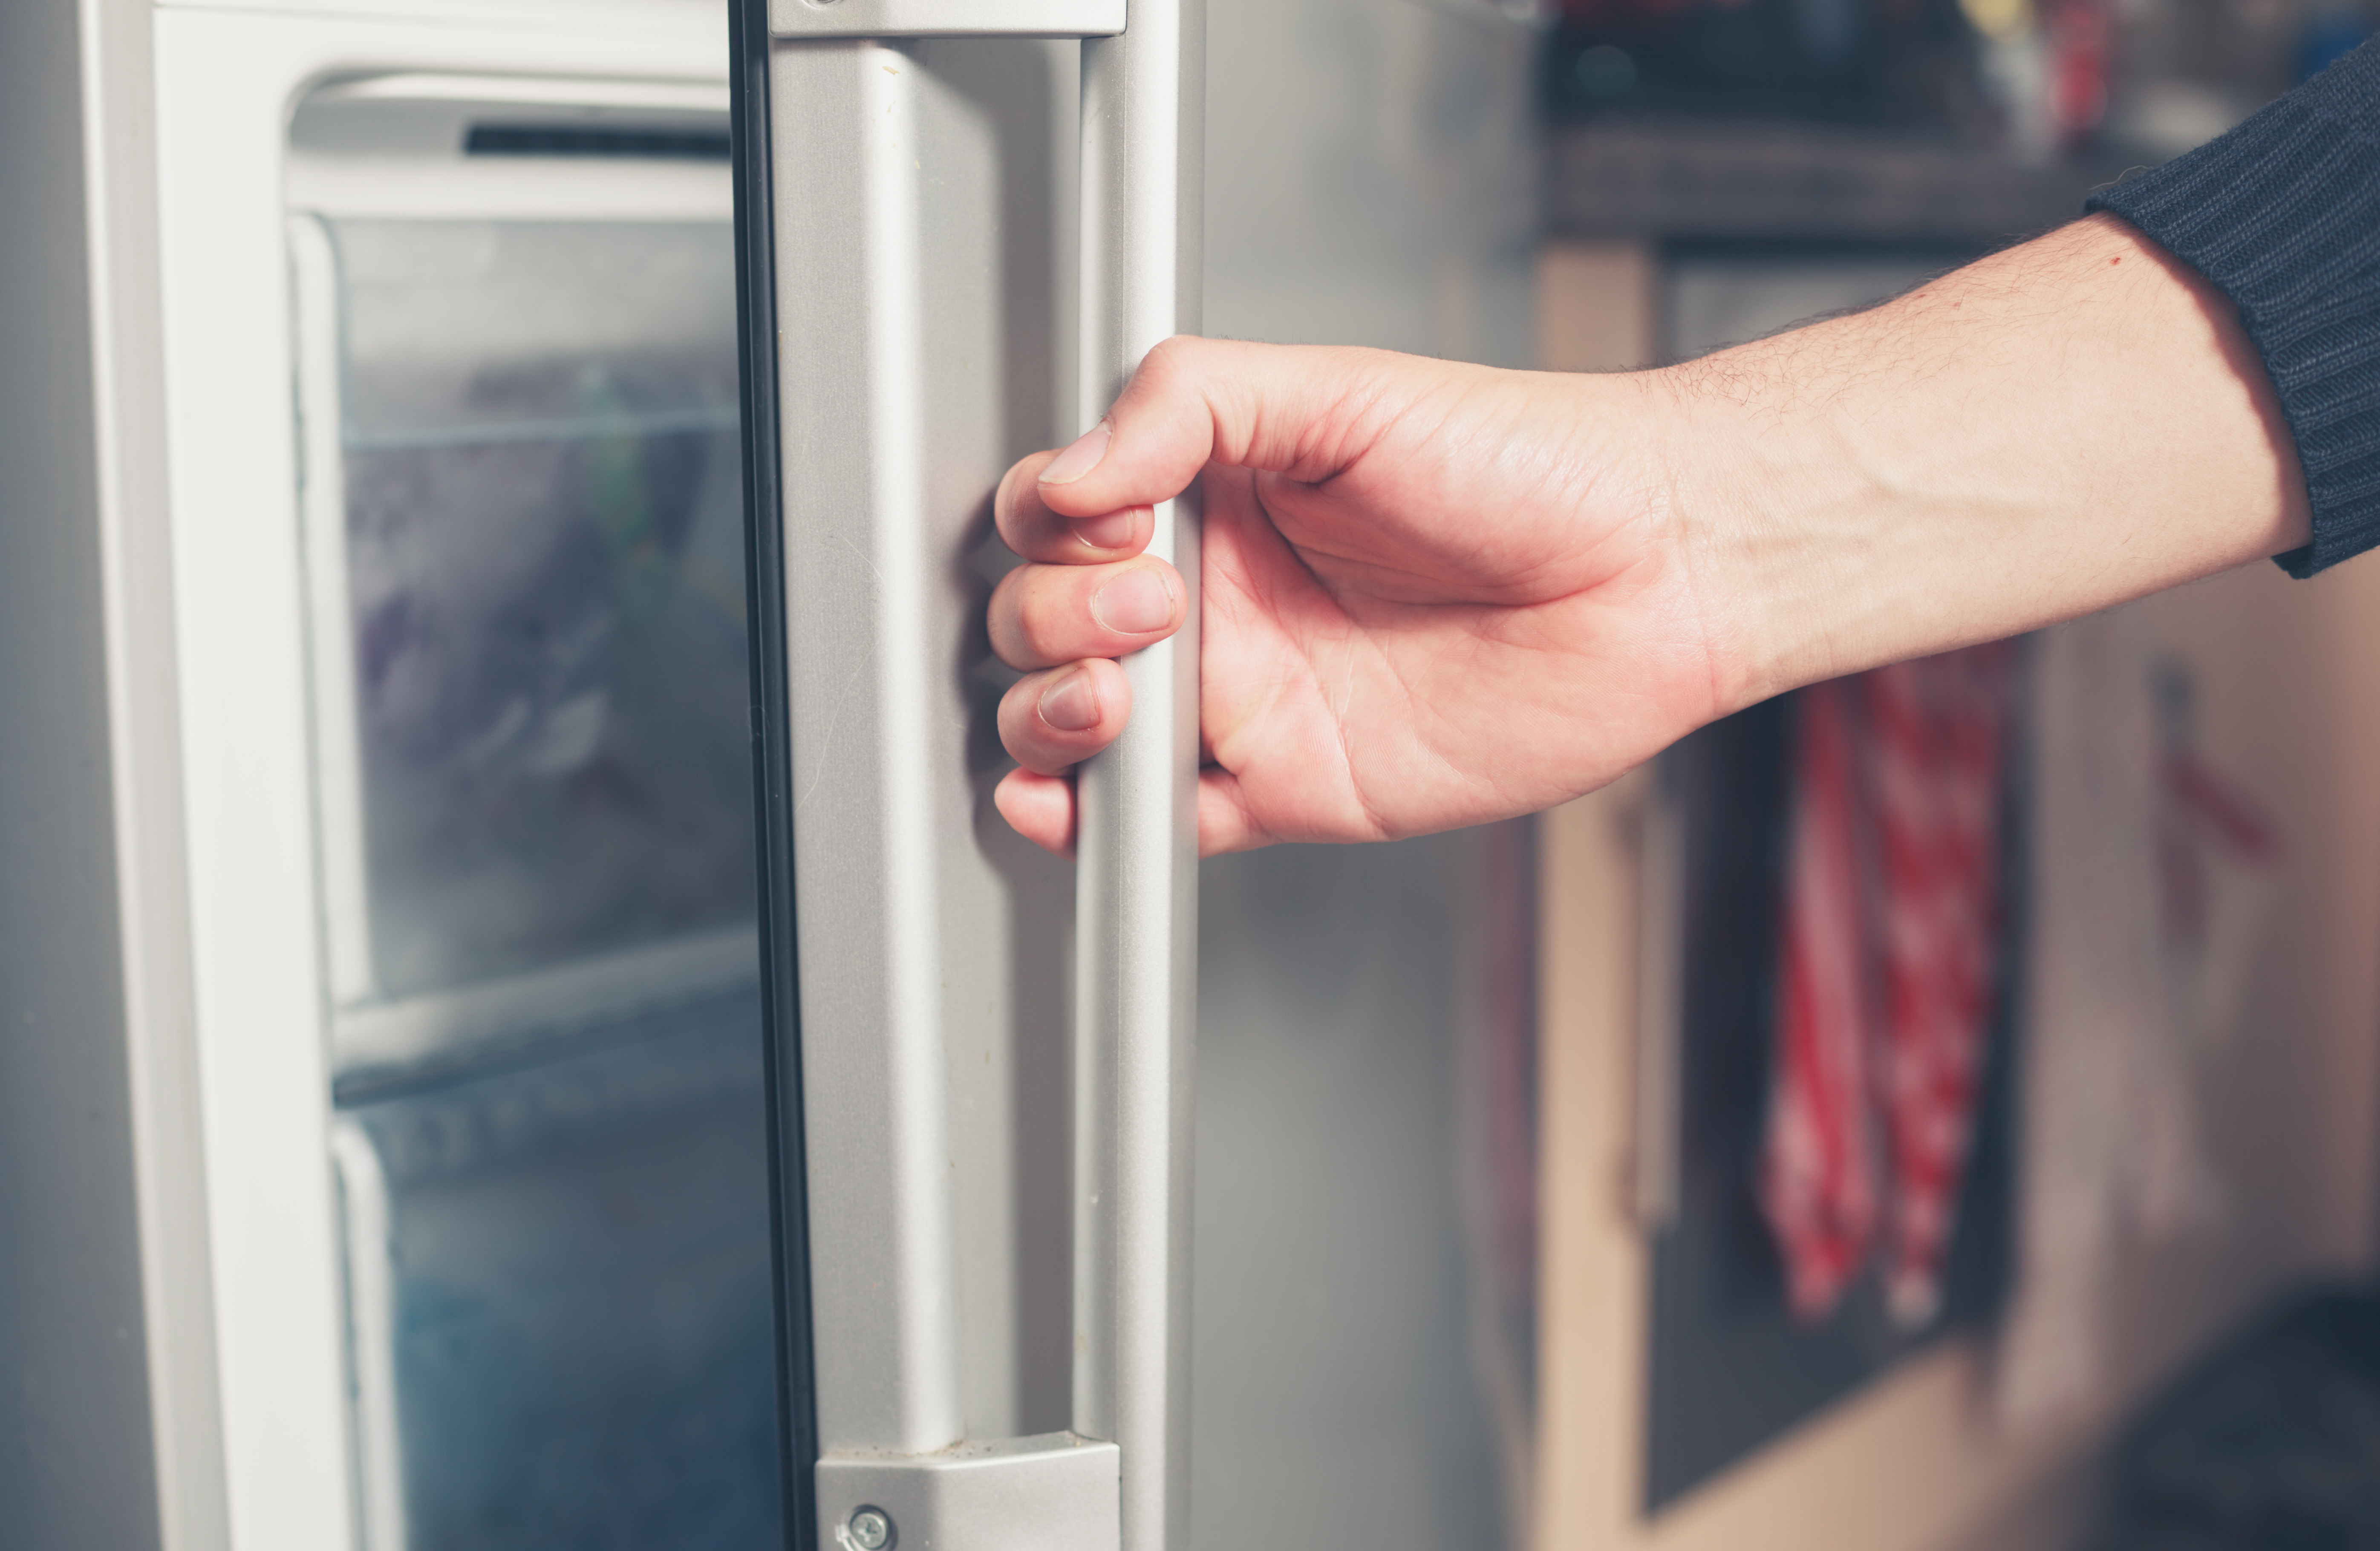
[303,216,754,1006]
[335,1002,779,1551]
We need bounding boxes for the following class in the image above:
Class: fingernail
[1038,669,1102,732]
[1075,510,1138,551]
[1041,420,1111,486]
[1092,568,1174,635]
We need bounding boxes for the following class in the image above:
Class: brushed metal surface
[0,0,226,1546]
[1072,5,1203,1551]
[768,36,1078,1462]
[772,41,964,1456]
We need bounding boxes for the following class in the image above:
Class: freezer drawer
[335,1002,778,1551]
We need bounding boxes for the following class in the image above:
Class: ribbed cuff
[2087,39,2380,578]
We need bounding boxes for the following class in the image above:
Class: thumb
[1035,336,1397,519]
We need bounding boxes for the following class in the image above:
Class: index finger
[995,447,1154,565]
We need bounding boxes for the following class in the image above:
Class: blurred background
[1219,1,2380,1549]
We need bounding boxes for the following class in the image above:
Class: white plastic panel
[287,75,734,224]
[150,11,742,1551]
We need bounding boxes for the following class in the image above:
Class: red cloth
[1759,643,2018,1325]
[1760,675,1881,1321]
[1869,646,2019,1324]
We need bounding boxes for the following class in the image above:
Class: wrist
[1636,352,1863,721]
[1647,215,2312,718]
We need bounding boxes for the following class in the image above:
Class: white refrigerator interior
[289,76,777,1551]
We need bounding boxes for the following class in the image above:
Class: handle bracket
[817,1434,1122,1551]
[770,0,1123,37]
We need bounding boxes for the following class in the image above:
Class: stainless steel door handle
[1072,12,1204,1551]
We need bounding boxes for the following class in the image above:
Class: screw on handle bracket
[842,1506,895,1551]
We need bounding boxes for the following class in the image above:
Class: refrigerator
[0,0,1539,1548]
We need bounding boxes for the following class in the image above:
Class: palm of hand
[1192,401,1720,848]
[987,340,1727,856]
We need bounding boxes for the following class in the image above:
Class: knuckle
[1140,335,1196,389]
[1013,576,1065,651]
[992,463,1026,530]
[986,571,1038,661]
[992,467,1041,546]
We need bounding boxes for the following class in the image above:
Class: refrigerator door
[734,0,1200,1548]
[1191,8,1541,1551]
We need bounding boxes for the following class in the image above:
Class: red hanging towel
[1866,643,2018,1327]
[1758,644,2017,1326]
[1758,675,1882,1323]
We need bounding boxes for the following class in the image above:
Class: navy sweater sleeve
[2086,40,2380,577]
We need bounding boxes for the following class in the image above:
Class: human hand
[987,220,2313,859]
[985,337,1740,856]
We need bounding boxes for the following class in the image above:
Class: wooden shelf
[1546,116,2135,246]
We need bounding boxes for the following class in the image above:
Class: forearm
[1665,213,2312,715]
